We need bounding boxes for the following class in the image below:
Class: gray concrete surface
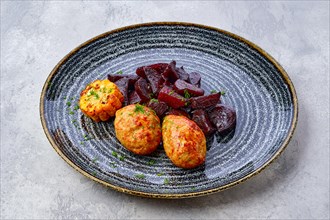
[1,1,329,219]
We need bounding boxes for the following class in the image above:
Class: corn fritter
[79,79,124,122]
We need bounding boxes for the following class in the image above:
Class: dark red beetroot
[147,99,169,117]
[108,74,140,90]
[144,66,164,95]
[190,93,221,109]
[136,63,168,78]
[189,72,201,87]
[114,77,129,105]
[108,74,128,83]
[161,61,179,84]
[134,78,152,103]
[209,104,236,134]
[192,109,216,136]
[158,86,187,109]
[128,90,142,104]
[174,79,204,97]
[176,66,189,82]
[166,109,190,118]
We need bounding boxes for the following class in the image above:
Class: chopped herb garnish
[134,104,145,114]
[91,171,97,176]
[83,134,93,141]
[72,119,77,123]
[164,178,169,184]
[221,91,226,95]
[63,96,67,100]
[156,172,164,176]
[112,151,118,157]
[66,101,71,107]
[73,105,79,110]
[184,89,191,98]
[119,155,125,161]
[69,111,74,115]
[191,186,196,190]
[89,89,99,99]
[80,141,84,145]
[150,98,159,103]
[210,90,217,94]
[109,162,117,168]
[116,70,123,75]
[168,90,174,95]
[70,97,75,101]
[135,174,145,179]
[147,159,156,166]
[92,157,98,163]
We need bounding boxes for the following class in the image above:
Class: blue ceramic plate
[40,22,298,198]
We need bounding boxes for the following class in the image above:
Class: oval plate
[40,22,298,198]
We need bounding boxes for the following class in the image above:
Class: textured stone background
[1,1,329,219]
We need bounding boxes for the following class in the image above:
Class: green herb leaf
[69,111,74,115]
[184,89,191,99]
[150,98,159,103]
[210,90,217,94]
[92,157,98,163]
[134,104,145,114]
[156,172,164,176]
[66,101,71,107]
[119,155,125,161]
[168,90,174,95]
[164,178,169,184]
[221,91,226,95]
[135,174,145,179]
[83,134,93,141]
[73,105,79,111]
[147,159,156,166]
[112,151,118,158]
[109,162,117,168]
[116,70,123,75]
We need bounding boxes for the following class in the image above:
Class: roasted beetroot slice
[161,61,179,83]
[166,109,190,118]
[192,109,216,136]
[147,99,169,117]
[209,104,236,134]
[136,63,168,78]
[128,90,142,104]
[134,78,152,103]
[190,93,221,109]
[114,77,129,105]
[136,67,147,78]
[189,72,201,87]
[127,75,140,88]
[158,86,187,109]
[149,63,169,74]
[144,66,163,94]
[174,79,204,97]
[176,66,189,82]
[108,74,129,83]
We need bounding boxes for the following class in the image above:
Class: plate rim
[39,21,298,199]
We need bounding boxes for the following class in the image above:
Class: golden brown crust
[114,104,162,155]
[79,79,124,122]
[162,115,206,169]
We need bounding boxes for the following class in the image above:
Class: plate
[40,22,298,198]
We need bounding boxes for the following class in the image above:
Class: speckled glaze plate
[40,22,298,198]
